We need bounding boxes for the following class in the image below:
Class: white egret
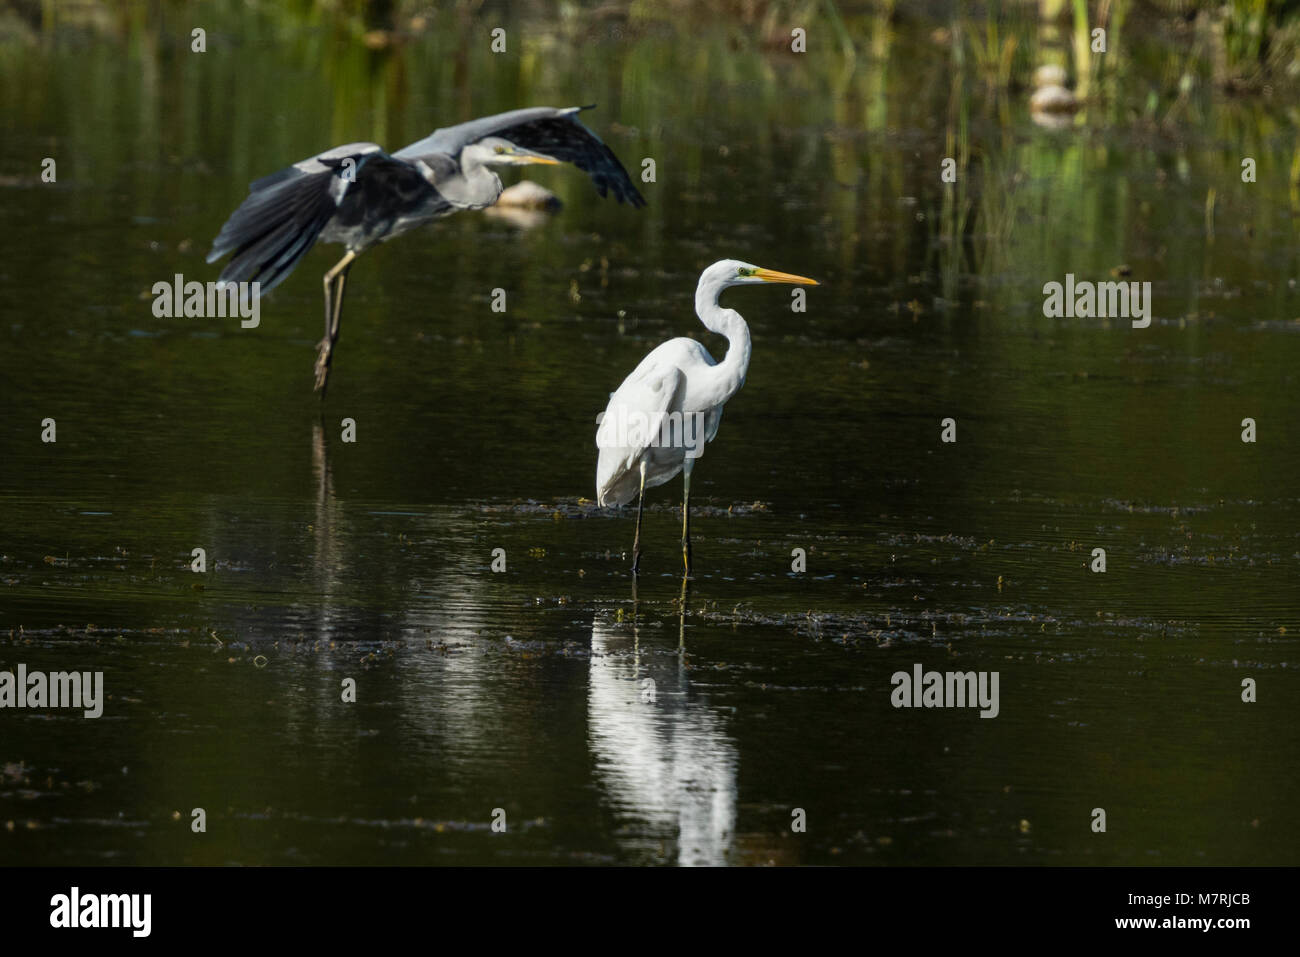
[595,259,818,574]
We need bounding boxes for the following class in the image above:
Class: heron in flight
[207,106,645,394]
[596,260,819,575]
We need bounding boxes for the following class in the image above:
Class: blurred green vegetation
[3,0,1299,469]
[5,1,1297,280]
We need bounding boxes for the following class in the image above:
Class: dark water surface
[1,4,1298,865]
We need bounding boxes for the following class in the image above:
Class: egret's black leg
[315,250,357,395]
[678,572,689,649]
[631,460,647,575]
[681,458,694,576]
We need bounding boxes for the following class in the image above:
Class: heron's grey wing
[395,107,569,157]
[207,145,445,293]
[596,361,686,506]
[397,106,646,208]
[328,152,453,241]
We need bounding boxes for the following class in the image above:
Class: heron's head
[472,137,562,167]
[703,259,820,289]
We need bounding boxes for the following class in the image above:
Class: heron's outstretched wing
[207,144,447,293]
[596,359,687,507]
[396,106,646,208]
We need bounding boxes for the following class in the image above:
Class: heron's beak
[520,152,561,166]
[754,267,819,285]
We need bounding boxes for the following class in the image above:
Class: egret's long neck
[695,277,752,402]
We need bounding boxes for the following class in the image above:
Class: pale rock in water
[1032,63,1068,89]
[1030,84,1080,114]
[494,180,562,210]
[1029,62,1079,119]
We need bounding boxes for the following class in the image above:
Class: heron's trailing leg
[631,460,647,575]
[315,250,357,395]
[681,458,694,575]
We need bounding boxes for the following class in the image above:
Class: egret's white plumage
[595,259,818,572]
[595,340,724,508]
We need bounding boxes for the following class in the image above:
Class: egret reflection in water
[587,585,737,866]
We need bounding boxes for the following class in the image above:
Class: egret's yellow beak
[754,267,819,285]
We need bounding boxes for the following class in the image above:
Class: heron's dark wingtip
[620,184,647,208]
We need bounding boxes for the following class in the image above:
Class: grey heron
[595,260,818,575]
[207,106,645,394]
